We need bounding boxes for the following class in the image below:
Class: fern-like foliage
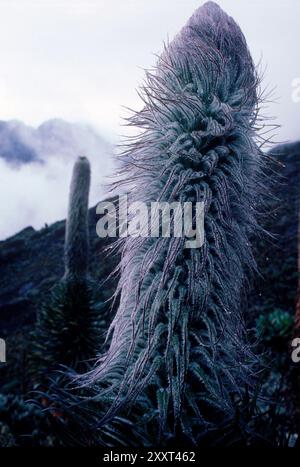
[62,2,270,445]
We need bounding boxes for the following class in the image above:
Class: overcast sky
[0,0,299,143]
[0,0,299,240]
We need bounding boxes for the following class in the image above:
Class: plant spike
[69,2,269,445]
[64,156,91,281]
[32,156,104,376]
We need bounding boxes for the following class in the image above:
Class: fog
[0,0,298,141]
[0,0,299,239]
[0,120,113,239]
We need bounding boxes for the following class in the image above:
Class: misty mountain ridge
[0,119,114,239]
[0,119,111,165]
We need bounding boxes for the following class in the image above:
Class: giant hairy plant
[33,156,103,376]
[62,2,269,445]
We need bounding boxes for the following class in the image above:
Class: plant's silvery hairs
[79,1,269,439]
[64,156,91,281]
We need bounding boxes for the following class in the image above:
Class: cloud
[0,0,299,143]
[0,119,114,240]
[0,1,300,239]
